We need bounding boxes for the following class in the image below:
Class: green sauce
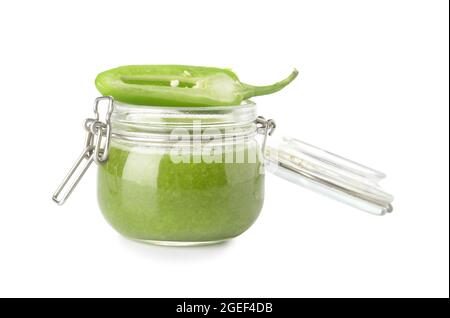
[97,141,264,243]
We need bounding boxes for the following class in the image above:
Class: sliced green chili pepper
[95,65,298,107]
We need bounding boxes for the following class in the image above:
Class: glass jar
[53,96,394,246]
[98,100,265,245]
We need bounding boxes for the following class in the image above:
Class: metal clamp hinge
[255,116,276,155]
[52,96,114,205]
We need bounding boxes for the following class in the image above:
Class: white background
[0,0,448,298]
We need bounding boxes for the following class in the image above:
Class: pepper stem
[240,69,299,99]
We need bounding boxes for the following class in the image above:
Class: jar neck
[110,100,258,143]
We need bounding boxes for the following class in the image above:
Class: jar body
[97,102,265,245]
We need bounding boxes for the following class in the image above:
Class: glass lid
[264,136,394,215]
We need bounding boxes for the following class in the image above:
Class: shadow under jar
[97,100,265,246]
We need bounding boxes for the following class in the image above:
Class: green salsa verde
[97,141,265,243]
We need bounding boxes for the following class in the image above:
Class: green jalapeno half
[95,65,298,107]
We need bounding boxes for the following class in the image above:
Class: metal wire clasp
[52,96,114,205]
[85,96,114,164]
[255,116,276,154]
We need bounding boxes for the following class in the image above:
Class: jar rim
[110,99,258,142]
[112,99,255,112]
